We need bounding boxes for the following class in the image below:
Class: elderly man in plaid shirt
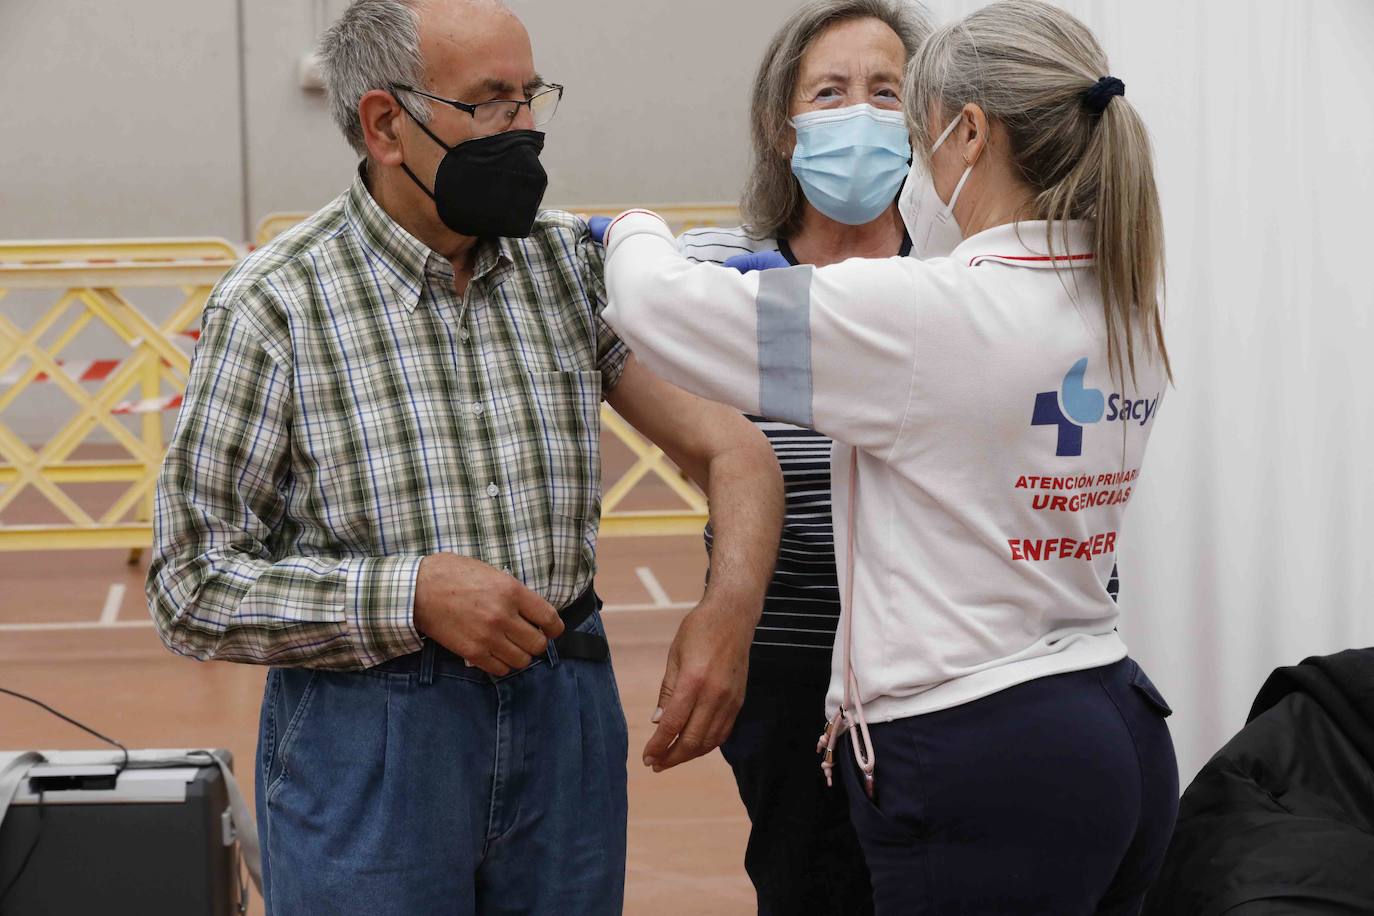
[145,1,783,913]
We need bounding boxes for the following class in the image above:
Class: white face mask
[898,113,975,259]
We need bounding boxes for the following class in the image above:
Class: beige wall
[0,0,245,238]
[1,0,803,242]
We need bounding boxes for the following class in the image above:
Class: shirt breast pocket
[526,370,602,602]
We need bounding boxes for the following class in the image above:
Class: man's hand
[413,553,564,676]
[642,596,755,772]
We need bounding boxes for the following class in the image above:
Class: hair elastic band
[1083,76,1125,115]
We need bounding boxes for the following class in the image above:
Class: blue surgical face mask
[790,103,912,226]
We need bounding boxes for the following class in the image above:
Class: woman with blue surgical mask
[788,92,911,228]
[673,3,930,914]
[603,1,1178,913]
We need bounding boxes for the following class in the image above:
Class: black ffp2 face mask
[399,112,549,239]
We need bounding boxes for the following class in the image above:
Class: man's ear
[360,89,407,167]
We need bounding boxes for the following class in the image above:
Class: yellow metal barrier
[0,239,239,552]
[254,212,313,248]
[2,227,715,552]
[598,407,709,538]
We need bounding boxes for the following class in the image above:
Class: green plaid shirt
[147,173,629,669]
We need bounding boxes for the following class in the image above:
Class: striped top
[680,225,906,684]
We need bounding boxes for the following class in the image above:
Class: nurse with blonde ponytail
[601,1,1177,912]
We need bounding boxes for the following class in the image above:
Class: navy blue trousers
[840,658,1178,915]
[721,676,873,915]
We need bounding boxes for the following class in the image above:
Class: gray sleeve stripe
[756,266,815,428]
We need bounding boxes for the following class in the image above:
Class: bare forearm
[637,437,782,771]
[604,357,784,769]
[700,443,783,623]
[605,356,784,612]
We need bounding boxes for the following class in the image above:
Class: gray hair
[741,0,932,240]
[318,0,431,156]
[905,0,1170,383]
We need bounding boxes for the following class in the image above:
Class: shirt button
[486,483,500,498]
[502,566,512,574]
[470,402,484,416]
[460,328,470,342]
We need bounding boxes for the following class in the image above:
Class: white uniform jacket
[603,210,1166,723]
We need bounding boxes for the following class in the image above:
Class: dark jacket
[1143,648,1374,915]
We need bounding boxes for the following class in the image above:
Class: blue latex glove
[586,215,612,245]
[722,250,790,273]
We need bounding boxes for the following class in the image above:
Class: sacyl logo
[1031,358,1157,457]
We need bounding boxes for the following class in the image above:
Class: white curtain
[925,0,1374,780]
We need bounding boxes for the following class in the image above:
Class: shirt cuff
[343,555,425,668]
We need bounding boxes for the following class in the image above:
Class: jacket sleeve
[603,210,920,455]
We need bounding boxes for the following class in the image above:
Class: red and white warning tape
[0,359,122,386]
[1,330,200,413]
[110,394,183,415]
[0,329,201,385]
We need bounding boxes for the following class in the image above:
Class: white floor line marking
[0,620,154,633]
[0,600,696,632]
[634,566,672,608]
[600,600,695,614]
[99,583,127,624]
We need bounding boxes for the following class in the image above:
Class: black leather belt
[546,585,609,662]
[380,585,608,680]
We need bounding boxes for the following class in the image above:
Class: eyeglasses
[393,83,563,132]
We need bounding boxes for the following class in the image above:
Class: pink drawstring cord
[817,447,876,798]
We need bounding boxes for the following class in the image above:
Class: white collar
[951,220,1095,270]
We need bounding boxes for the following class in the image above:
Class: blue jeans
[254,612,628,915]
[841,657,1178,915]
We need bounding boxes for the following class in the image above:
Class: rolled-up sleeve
[602,211,920,454]
[577,230,631,394]
[146,286,422,669]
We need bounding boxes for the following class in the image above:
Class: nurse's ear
[951,103,989,169]
[929,102,988,204]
